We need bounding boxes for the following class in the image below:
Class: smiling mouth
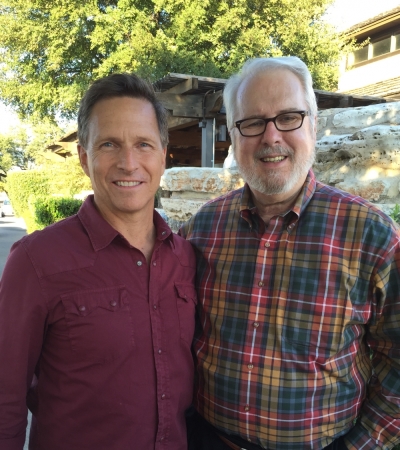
[260,156,286,162]
[114,181,141,187]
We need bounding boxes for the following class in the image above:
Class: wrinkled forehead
[235,69,307,118]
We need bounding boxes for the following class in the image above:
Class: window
[347,33,400,69]
[353,46,369,64]
[372,37,391,57]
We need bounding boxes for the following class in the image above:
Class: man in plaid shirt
[181,57,400,450]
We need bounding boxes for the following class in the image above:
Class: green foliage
[390,204,400,225]
[0,0,351,121]
[33,196,82,228]
[0,129,32,172]
[45,156,92,197]
[6,170,51,232]
[5,157,91,232]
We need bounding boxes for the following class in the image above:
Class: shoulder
[181,188,243,236]
[312,180,399,238]
[12,214,95,278]
[170,231,195,254]
[19,214,82,250]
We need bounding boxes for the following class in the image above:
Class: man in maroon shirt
[0,74,196,450]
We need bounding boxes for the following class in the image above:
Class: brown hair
[78,73,169,148]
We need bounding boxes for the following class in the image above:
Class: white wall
[338,53,400,92]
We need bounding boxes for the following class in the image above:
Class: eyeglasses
[234,111,311,137]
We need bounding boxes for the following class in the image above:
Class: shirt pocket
[61,286,134,363]
[175,282,197,346]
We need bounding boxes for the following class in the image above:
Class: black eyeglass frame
[234,110,311,137]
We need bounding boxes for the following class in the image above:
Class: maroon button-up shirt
[0,196,196,450]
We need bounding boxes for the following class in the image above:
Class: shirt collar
[78,195,173,252]
[239,169,317,224]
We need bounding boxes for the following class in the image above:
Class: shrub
[6,170,51,233]
[34,196,83,228]
[390,204,400,224]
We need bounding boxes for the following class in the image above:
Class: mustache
[254,146,294,159]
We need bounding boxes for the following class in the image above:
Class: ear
[161,147,167,175]
[77,144,90,177]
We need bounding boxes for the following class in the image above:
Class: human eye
[277,113,300,125]
[242,118,265,129]
[100,141,114,149]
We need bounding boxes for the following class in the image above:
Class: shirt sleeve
[0,240,48,450]
[344,233,400,450]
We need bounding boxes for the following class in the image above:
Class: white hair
[223,56,318,130]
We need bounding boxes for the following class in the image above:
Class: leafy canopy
[0,0,349,121]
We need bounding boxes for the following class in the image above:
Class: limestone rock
[160,198,207,222]
[161,167,244,193]
[316,125,400,169]
[336,179,389,202]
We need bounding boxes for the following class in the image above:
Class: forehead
[235,69,307,119]
[87,96,160,139]
[90,96,156,123]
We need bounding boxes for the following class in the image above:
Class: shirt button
[137,261,142,266]
[110,301,117,307]
[258,281,264,287]
[244,405,250,412]
[161,394,166,399]
[153,304,157,310]
[158,349,162,354]
[264,242,270,247]
[162,231,166,235]
[247,364,254,369]
[78,305,86,312]
[153,262,157,266]
[253,322,259,328]
[160,436,164,441]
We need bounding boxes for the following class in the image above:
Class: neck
[250,187,301,225]
[95,202,156,263]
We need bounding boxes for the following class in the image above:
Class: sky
[324,0,400,31]
[0,0,399,133]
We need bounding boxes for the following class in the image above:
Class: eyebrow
[94,134,159,145]
[240,108,305,120]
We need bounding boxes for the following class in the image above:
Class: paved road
[0,215,27,276]
[0,216,30,448]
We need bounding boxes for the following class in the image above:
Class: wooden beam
[156,92,203,117]
[168,117,199,131]
[164,77,199,94]
[157,91,225,118]
[338,96,353,107]
[168,73,227,85]
[204,90,223,116]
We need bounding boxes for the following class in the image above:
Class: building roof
[154,73,226,95]
[345,6,400,40]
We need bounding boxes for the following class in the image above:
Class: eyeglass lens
[239,112,304,136]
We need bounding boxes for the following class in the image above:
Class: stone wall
[161,101,400,228]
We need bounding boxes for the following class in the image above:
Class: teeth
[261,156,285,162]
[115,181,141,187]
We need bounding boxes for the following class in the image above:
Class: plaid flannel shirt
[180,170,400,450]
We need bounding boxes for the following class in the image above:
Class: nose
[116,146,139,172]
[260,119,282,147]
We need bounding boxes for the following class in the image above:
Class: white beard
[235,145,315,196]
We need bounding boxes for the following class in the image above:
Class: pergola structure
[49,73,387,167]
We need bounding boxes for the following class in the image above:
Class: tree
[0,0,351,121]
[0,129,31,171]
[0,118,65,173]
